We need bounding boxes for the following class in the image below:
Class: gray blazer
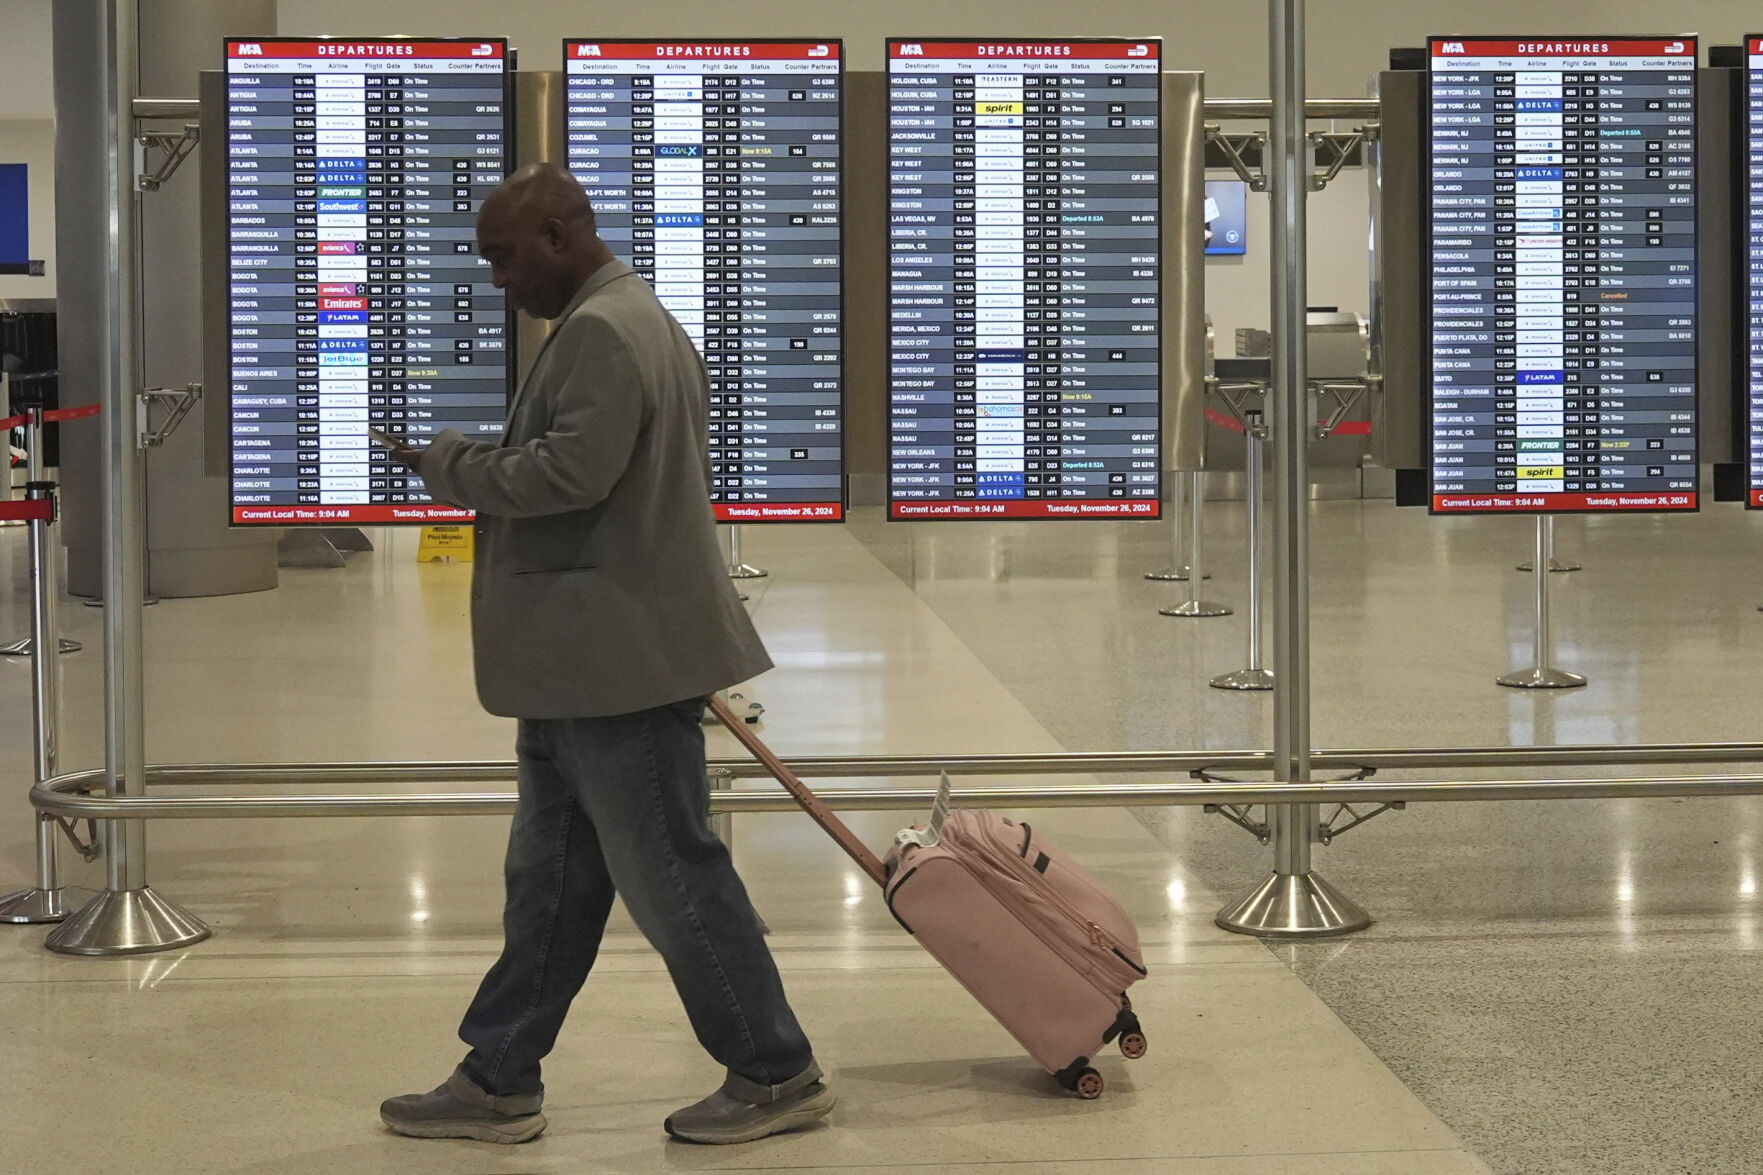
[418,260,773,719]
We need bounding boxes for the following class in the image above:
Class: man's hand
[387,439,427,473]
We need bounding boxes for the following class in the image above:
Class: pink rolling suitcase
[711,697,1149,1098]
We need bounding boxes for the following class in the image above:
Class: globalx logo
[236,42,263,55]
[899,44,924,56]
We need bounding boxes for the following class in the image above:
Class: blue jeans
[457,698,814,1097]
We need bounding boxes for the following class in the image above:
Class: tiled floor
[8,496,1761,1172]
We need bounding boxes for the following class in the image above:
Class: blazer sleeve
[416,312,646,519]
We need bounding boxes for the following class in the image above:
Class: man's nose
[489,267,508,289]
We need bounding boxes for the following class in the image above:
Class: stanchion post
[1160,471,1231,618]
[1212,409,1274,689]
[1215,0,1370,936]
[45,0,207,955]
[1145,473,1201,581]
[1498,515,1585,689]
[0,407,92,923]
[1517,516,1580,573]
[726,523,768,580]
[0,382,83,658]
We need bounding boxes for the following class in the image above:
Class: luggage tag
[893,770,953,852]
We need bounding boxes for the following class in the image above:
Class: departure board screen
[565,39,844,522]
[225,38,510,526]
[887,39,1162,520]
[1427,37,1698,514]
[1745,38,1763,506]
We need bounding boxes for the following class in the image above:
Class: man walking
[378,164,833,1146]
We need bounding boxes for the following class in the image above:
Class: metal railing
[31,743,1763,821]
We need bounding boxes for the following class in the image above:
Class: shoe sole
[380,1111,547,1144]
[664,1088,836,1145]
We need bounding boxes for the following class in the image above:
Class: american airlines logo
[899,44,924,56]
[576,44,602,57]
[1441,42,1466,54]
[236,42,263,55]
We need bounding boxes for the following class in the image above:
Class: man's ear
[540,217,567,253]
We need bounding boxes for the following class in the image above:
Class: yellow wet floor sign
[416,525,474,563]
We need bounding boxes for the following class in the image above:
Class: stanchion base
[1516,558,1581,573]
[1215,871,1372,937]
[44,887,211,955]
[80,597,160,608]
[1159,601,1232,618]
[1496,666,1586,689]
[0,886,96,924]
[1210,667,1275,691]
[0,636,82,656]
[727,564,769,580]
[1143,566,1210,582]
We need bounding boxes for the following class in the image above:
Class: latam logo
[1440,42,1466,54]
[899,44,924,56]
[576,44,601,57]
[236,42,263,55]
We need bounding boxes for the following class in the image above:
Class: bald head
[476,163,614,320]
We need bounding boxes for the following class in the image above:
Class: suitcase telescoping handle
[708,694,889,886]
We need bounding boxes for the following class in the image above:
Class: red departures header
[227,40,505,60]
[568,41,841,61]
[1430,38,1694,58]
[890,40,1159,61]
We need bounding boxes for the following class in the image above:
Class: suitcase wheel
[1073,1068,1105,1100]
[1119,1030,1148,1060]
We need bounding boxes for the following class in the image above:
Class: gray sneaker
[664,1061,835,1145]
[379,1066,547,1144]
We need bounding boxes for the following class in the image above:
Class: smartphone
[367,426,399,448]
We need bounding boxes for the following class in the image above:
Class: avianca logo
[236,42,263,55]
[576,44,602,57]
[899,44,924,56]
[1441,42,1466,54]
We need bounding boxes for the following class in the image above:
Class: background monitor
[1204,179,1246,255]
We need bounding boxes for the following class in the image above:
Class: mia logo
[236,42,263,55]
[576,44,602,57]
[1441,42,1466,53]
[898,43,924,56]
